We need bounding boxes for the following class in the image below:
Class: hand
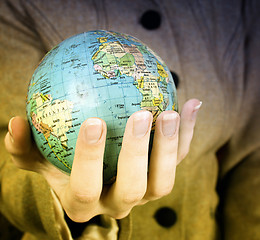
[5,99,201,222]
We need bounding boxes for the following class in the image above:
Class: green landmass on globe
[26,30,178,183]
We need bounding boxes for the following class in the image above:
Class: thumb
[5,116,32,155]
[4,116,43,171]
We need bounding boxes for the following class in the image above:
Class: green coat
[0,0,260,239]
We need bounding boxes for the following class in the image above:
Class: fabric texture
[0,0,260,239]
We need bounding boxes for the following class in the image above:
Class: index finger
[62,118,106,222]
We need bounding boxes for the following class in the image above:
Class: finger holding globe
[5,30,201,222]
[5,100,200,222]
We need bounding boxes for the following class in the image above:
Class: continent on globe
[91,41,173,128]
[26,30,178,183]
[29,92,74,169]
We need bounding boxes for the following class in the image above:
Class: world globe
[26,30,178,183]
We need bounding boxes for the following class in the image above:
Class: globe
[26,30,178,183]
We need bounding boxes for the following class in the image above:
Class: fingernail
[162,112,178,137]
[133,111,151,137]
[192,101,202,120]
[84,118,103,144]
[8,117,15,142]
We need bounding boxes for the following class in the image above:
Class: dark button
[154,207,177,228]
[140,10,161,30]
[170,71,179,89]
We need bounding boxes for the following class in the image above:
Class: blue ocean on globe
[26,30,178,183]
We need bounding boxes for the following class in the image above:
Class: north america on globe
[26,30,178,183]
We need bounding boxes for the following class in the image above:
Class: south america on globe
[26,30,178,184]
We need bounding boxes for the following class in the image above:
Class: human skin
[5,98,201,222]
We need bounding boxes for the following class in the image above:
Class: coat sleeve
[0,1,70,239]
[217,1,260,238]
[0,1,120,239]
[219,149,260,239]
